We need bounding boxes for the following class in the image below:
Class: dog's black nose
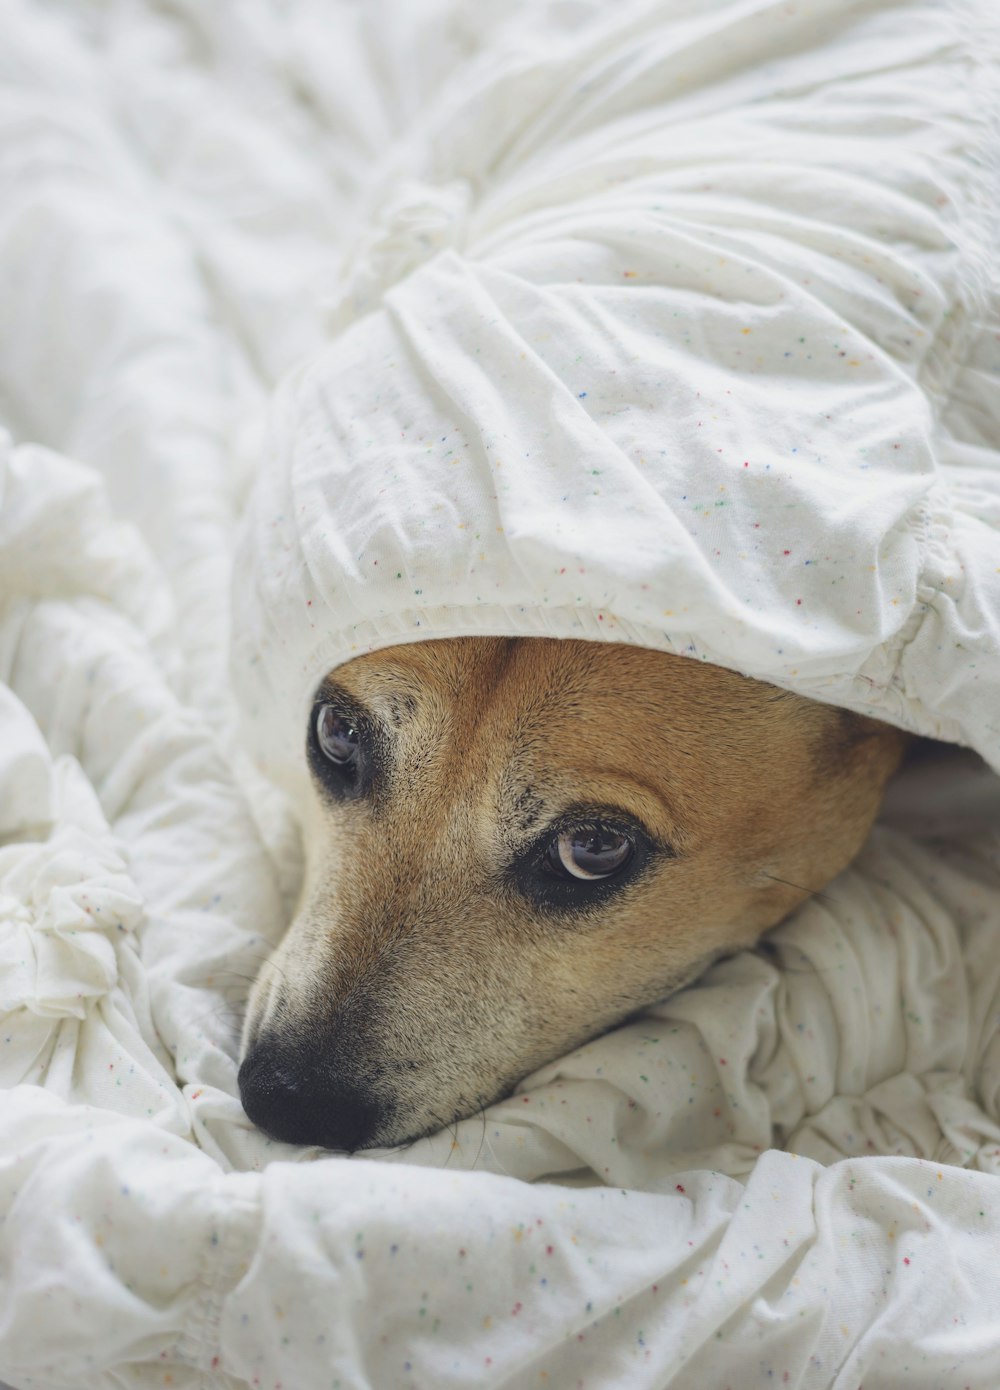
[238,1038,386,1150]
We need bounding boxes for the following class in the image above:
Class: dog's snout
[238,1037,386,1151]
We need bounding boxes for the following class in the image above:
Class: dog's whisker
[761,871,841,907]
[472,1097,489,1171]
[426,1110,457,1166]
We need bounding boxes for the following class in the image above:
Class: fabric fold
[2,1,1000,1386]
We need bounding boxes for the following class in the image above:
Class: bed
[2,1,1000,1386]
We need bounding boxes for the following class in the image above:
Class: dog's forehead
[328,637,647,750]
[327,638,502,712]
[333,636,654,709]
[325,638,700,838]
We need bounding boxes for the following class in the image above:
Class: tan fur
[240,637,907,1149]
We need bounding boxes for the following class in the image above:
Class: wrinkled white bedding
[2,2,1000,1388]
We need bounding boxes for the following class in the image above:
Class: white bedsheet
[2,2,1000,1388]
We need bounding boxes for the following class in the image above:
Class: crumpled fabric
[0,761,143,1020]
[231,0,1000,791]
[1,1,1000,1388]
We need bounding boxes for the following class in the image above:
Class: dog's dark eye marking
[386,693,418,729]
[510,783,546,833]
[543,825,633,880]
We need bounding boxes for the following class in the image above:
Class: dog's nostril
[238,1041,386,1151]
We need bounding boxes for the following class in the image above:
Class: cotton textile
[233,0,1000,791]
[1,1,1000,1387]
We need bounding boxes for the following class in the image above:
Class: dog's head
[238,637,906,1149]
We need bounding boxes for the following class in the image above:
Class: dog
[238,636,907,1150]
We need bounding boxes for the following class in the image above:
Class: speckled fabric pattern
[232,0,1000,790]
[1,1,1000,1387]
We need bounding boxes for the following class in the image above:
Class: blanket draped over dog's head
[233,0,1000,789]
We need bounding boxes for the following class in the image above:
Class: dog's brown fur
[239,637,907,1149]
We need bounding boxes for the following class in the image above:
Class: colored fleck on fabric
[0,1,999,1389]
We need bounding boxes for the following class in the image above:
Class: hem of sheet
[284,490,940,752]
[177,1173,262,1388]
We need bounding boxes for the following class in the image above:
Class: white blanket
[2,2,1000,1388]
[233,0,1000,786]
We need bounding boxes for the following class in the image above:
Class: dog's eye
[316,706,359,768]
[544,825,634,881]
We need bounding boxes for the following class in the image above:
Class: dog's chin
[364,1103,481,1154]
[238,1076,502,1156]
